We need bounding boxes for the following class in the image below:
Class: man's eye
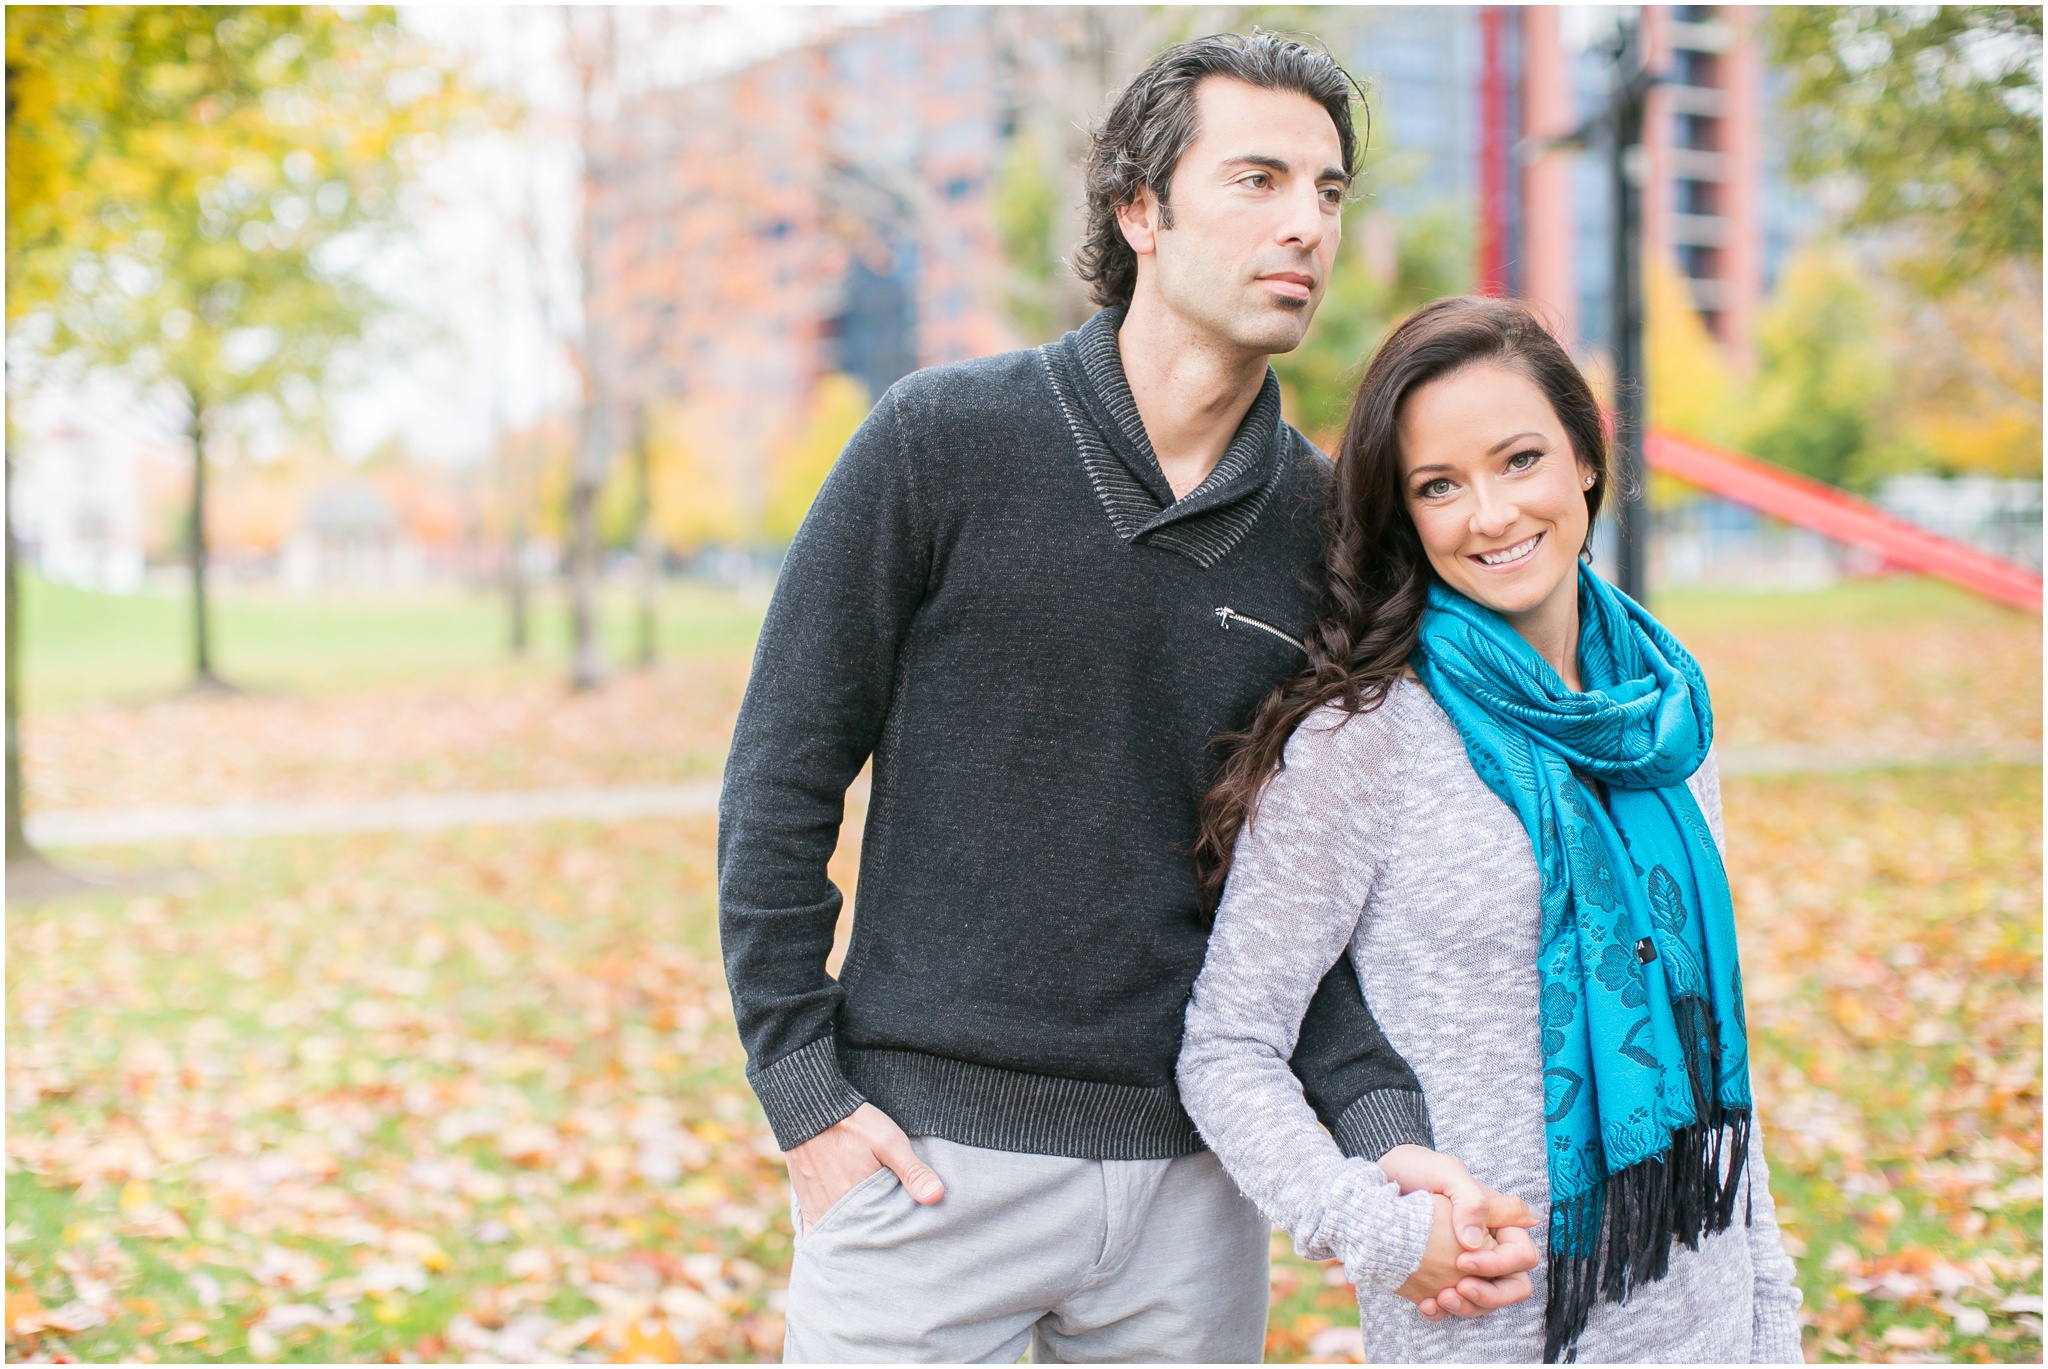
[1243,173,1270,189]
[1320,186,1344,205]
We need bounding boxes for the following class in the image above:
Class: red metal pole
[1478,6,1510,297]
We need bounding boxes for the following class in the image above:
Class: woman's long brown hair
[1192,295,1614,911]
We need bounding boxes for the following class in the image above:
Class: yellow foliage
[1890,263,2043,478]
[764,374,872,544]
[1645,253,1742,450]
[1907,408,2041,478]
[1739,247,1895,488]
[7,7,465,406]
[646,400,746,552]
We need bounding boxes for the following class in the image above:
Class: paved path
[1716,741,2041,776]
[22,746,2035,848]
[27,781,725,848]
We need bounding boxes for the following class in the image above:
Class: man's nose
[1275,183,1327,252]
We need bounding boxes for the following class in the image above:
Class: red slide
[1645,430,2043,615]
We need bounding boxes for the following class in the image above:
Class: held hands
[784,1103,945,1231]
[1379,1144,1539,1322]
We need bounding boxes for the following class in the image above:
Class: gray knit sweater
[1179,680,1806,1363]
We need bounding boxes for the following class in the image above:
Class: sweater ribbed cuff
[1352,1183,1437,1296]
[1331,1087,1434,1160]
[748,1036,866,1151]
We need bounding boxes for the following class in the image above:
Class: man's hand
[785,1102,945,1231]
[1379,1145,1539,1320]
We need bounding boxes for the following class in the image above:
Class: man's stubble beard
[1237,296,1317,357]
[1162,271,1320,361]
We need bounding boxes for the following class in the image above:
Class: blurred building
[583,7,1788,520]
[584,4,2038,596]
[280,482,422,592]
[1878,476,2045,571]
[11,416,149,595]
[1512,5,1770,366]
[586,7,1016,535]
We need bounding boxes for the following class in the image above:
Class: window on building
[831,242,919,398]
[944,175,972,202]
[1675,114,1718,151]
[1672,49,1718,89]
[1677,243,1717,280]
[1675,179,1718,216]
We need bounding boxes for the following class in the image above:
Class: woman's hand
[1380,1145,1539,1319]
[1380,1144,1535,1248]
[1394,1194,1540,1321]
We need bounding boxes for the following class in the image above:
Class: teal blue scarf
[1412,568,1751,1363]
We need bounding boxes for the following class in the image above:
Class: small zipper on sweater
[1214,606,1307,653]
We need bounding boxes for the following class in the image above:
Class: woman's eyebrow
[1485,430,1547,455]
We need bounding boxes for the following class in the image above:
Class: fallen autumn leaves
[9,821,796,1362]
[6,579,2040,1364]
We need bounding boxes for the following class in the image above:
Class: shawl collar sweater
[718,308,1431,1159]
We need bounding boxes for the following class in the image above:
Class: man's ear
[1114,184,1163,258]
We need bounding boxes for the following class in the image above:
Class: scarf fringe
[1543,994,1750,1363]
[1542,1111,1752,1363]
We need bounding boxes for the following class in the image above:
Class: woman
[1177,297,1803,1363]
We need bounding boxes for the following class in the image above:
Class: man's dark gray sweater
[718,307,1432,1161]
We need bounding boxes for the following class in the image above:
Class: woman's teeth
[1476,534,1541,566]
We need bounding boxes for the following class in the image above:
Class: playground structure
[1646,430,2044,614]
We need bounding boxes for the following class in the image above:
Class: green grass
[16,576,768,711]
[23,571,2016,715]
[1652,573,2023,635]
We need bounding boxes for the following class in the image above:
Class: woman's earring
[1584,475,1595,488]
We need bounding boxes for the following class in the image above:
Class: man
[720,32,1535,1363]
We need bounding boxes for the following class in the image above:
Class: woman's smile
[1470,531,1544,570]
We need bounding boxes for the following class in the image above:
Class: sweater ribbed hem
[750,1035,866,1151]
[1331,1087,1435,1160]
[841,1045,1204,1160]
[1752,1290,1807,1364]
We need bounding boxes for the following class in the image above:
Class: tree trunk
[565,487,603,690]
[565,5,617,694]
[187,392,227,692]
[633,411,657,670]
[567,405,606,692]
[3,373,98,901]
[507,511,530,656]
[2,415,100,900]
[5,428,34,866]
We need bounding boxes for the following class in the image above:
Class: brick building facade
[582,6,1784,546]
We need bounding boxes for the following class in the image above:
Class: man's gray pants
[781,1135,1271,1363]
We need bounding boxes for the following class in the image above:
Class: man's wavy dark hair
[1074,32,1366,310]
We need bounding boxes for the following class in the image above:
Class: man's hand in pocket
[785,1103,946,1230]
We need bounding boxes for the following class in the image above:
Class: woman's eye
[1419,479,1454,499]
[1507,450,1541,471]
